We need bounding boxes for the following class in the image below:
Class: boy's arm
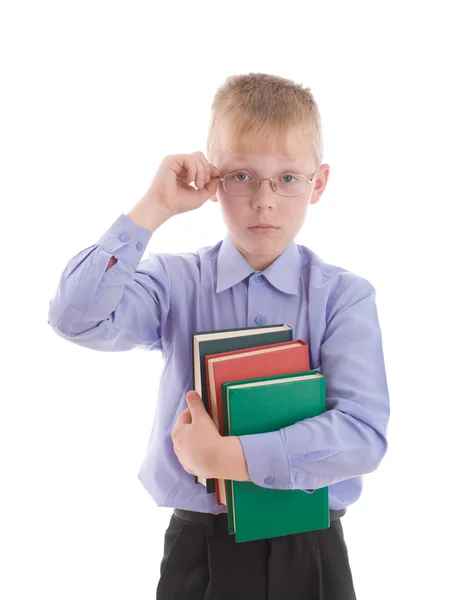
[235,277,390,491]
[48,201,172,352]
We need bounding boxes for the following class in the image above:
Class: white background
[1,1,464,598]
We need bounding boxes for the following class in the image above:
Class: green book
[191,324,293,492]
[222,370,329,542]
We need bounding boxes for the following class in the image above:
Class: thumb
[186,391,206,417]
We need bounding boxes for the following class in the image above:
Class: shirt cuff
[238,430,292,489]
[96,213,153,269]
[238,431,315,493]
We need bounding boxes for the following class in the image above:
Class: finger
[196,162,221,192]
[197,176,218,199]
[187,156,199,188]
[194,157,207,190]
[174,155,198,188]
[180,408,193,425]
[210,164,221,178]
[197,153,220,183]
[180,154,205,190]
[196,152,221,187]
[173,407,192,429]
[170,156,188,183]
[196,152,212,184]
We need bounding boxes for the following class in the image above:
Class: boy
[48,72,390,599]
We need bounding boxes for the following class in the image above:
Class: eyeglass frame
[217,168,318,197]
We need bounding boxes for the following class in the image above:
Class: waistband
[173,506,346,535]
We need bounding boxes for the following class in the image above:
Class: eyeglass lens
[223,172,307,196]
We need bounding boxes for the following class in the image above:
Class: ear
[309,164,330,205]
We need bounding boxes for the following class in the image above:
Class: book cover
[204,340,310,505]
[191,324,293,491]
[222,371,329,542]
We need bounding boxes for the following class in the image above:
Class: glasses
[218,169,317,197]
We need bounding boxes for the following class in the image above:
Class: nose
[251,179,277,210]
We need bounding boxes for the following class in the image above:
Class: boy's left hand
[172,391,222,479]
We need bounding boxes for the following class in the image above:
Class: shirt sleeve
[48,213,171,352]
[238,276,390,491]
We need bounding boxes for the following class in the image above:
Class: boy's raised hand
[144,151,221,218]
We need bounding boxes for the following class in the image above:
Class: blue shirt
[48,213,390,514]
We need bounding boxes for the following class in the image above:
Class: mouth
[249,225,280,234]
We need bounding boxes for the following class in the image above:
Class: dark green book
[222,370,329,542]
[191,324,293,492]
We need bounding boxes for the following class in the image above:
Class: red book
[204,340,311,505]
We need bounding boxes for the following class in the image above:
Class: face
[210,127,330,271]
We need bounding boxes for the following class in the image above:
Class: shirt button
[119,233,130,242]
[253,274,264,283]
[264,475,275,485]
[136,242,143,251]
[255,316,266,325]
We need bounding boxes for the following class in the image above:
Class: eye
[281,174,297,184]
[232,171,251,181]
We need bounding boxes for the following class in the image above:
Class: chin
[246,233,287,255]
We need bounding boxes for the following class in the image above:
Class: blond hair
[206,72,323,167]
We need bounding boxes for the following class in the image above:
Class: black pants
[156,508,357,600]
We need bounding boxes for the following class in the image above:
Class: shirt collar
[216,234,301,295]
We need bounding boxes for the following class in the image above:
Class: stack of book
[191,324,329,543]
